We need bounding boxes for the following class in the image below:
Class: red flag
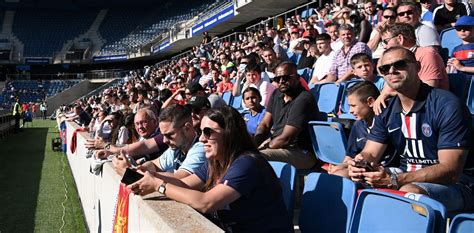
[113,183,131,233]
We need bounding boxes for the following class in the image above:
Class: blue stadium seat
[269,161,296,219]
[349,190,436,233]
[339,79,363,120]
[230,94,243,111]
[440,27,462,63]
[297,68,311,83]
[221,91,232,105]
[449,213,474,233]
[404,193,447,233]
[312,82,343,117]
[299,172,357,233]
[308,121,347,165]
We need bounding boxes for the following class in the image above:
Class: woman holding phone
[129,106,293,232]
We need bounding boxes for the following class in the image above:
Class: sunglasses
[383,15,396,19]
[455,26,473,31]
[202,127,218,139]
[273,74,295,83]
[382,35,399,45]
[397,10,414,17]
[378,60,414,75]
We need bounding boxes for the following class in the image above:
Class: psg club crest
[422,123,432,137]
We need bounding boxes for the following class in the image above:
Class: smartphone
[354,160,375,171]
[126,154,139,167]
[121,168,144,185]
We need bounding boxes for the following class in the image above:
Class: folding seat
[299,172,357,233]
[269,161,296,219]
[449,213,474,233]
[308,121,347,165]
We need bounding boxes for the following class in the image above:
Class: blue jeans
[413,175,474,212]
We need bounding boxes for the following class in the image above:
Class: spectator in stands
[187,96,211,136]
[128,106,293,232]
[432,0,470,32]
[447,16,474,74]
[255,62,323,169]
[205,68,221,93]
[350,53,385,90]
[233,62,275,107]
[187,66,201,86]
[420,0,435,22]
[296,41,318,70]
[219,53,236,74]
[330,81,396,177]
[348,47,474,212]
[243,87,266,136]
[89,108,108,138]
[309,33,336,84]
[326,23,343,51]
[326,24,372,83]
[67,104,91,127]
[396,2,440,47]
[115,104,205,179]
[363,1,380,28]
[98,109,166,169]
[367,7,397,62]
[261,47,281,76]
[380,23,449,89]
[265,28,288,61]
[216,71,234,96]
[104,92,120,113]
[350,10,372,43]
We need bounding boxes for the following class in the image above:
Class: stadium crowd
[57,1,474,231]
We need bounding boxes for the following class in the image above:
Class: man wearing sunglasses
[380,23,448,90]
[448,16,474,74]
[255,62,323,169]
[348,47,474,212]
[396,2,440,47]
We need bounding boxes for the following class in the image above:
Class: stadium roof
[1,0,159,9]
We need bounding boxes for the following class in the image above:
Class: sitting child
[330,81,397,177]
[447,15,474,74]
[242,87,266,136]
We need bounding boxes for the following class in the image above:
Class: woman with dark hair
[129,106,293,232]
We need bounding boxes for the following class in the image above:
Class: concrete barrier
[65,121,223,232]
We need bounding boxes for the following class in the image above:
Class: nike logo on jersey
[388,127,401,133]
[356,137,365,142]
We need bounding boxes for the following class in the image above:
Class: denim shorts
[413,175,474,212]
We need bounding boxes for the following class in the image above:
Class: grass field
[0,119,87,232]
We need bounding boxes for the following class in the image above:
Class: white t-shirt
[242,79,275,107]
[415,22,440,47]
[313,51,336,81]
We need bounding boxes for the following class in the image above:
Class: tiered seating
[13,9,98,57]
[0,80,81,107]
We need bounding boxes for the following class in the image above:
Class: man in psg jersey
[348,47,474,211]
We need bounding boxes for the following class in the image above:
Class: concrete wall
[46,81,103,116]
[65,121,222,233]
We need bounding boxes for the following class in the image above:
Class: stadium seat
[440,27,462,63]
[269,161,296,218]
[308,121,347,165]
[349,189,436,233]
[404,193,447,233]
[299,172,357,233]
[301,8,315,19]
[449,213,474,233]
[297,68,311,83]
[230,94,243,111]
[339,79,363,120]
[312,82,343,117]
[221,91,232,105]
[449,73,472,101]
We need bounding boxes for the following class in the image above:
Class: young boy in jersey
[448,15,474,74]
[350,53,385,91]
[330,81,396,177]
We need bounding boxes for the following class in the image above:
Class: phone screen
[121,168,144,185]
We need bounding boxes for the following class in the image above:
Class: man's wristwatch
[158,182,167,195]
[388,173,399,190]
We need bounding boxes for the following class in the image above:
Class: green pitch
[0,119,87,232]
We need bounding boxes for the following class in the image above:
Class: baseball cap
[455,16,474,27]
[187,96,211,110]
[200,61,209,68]
[290,27,300,34]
